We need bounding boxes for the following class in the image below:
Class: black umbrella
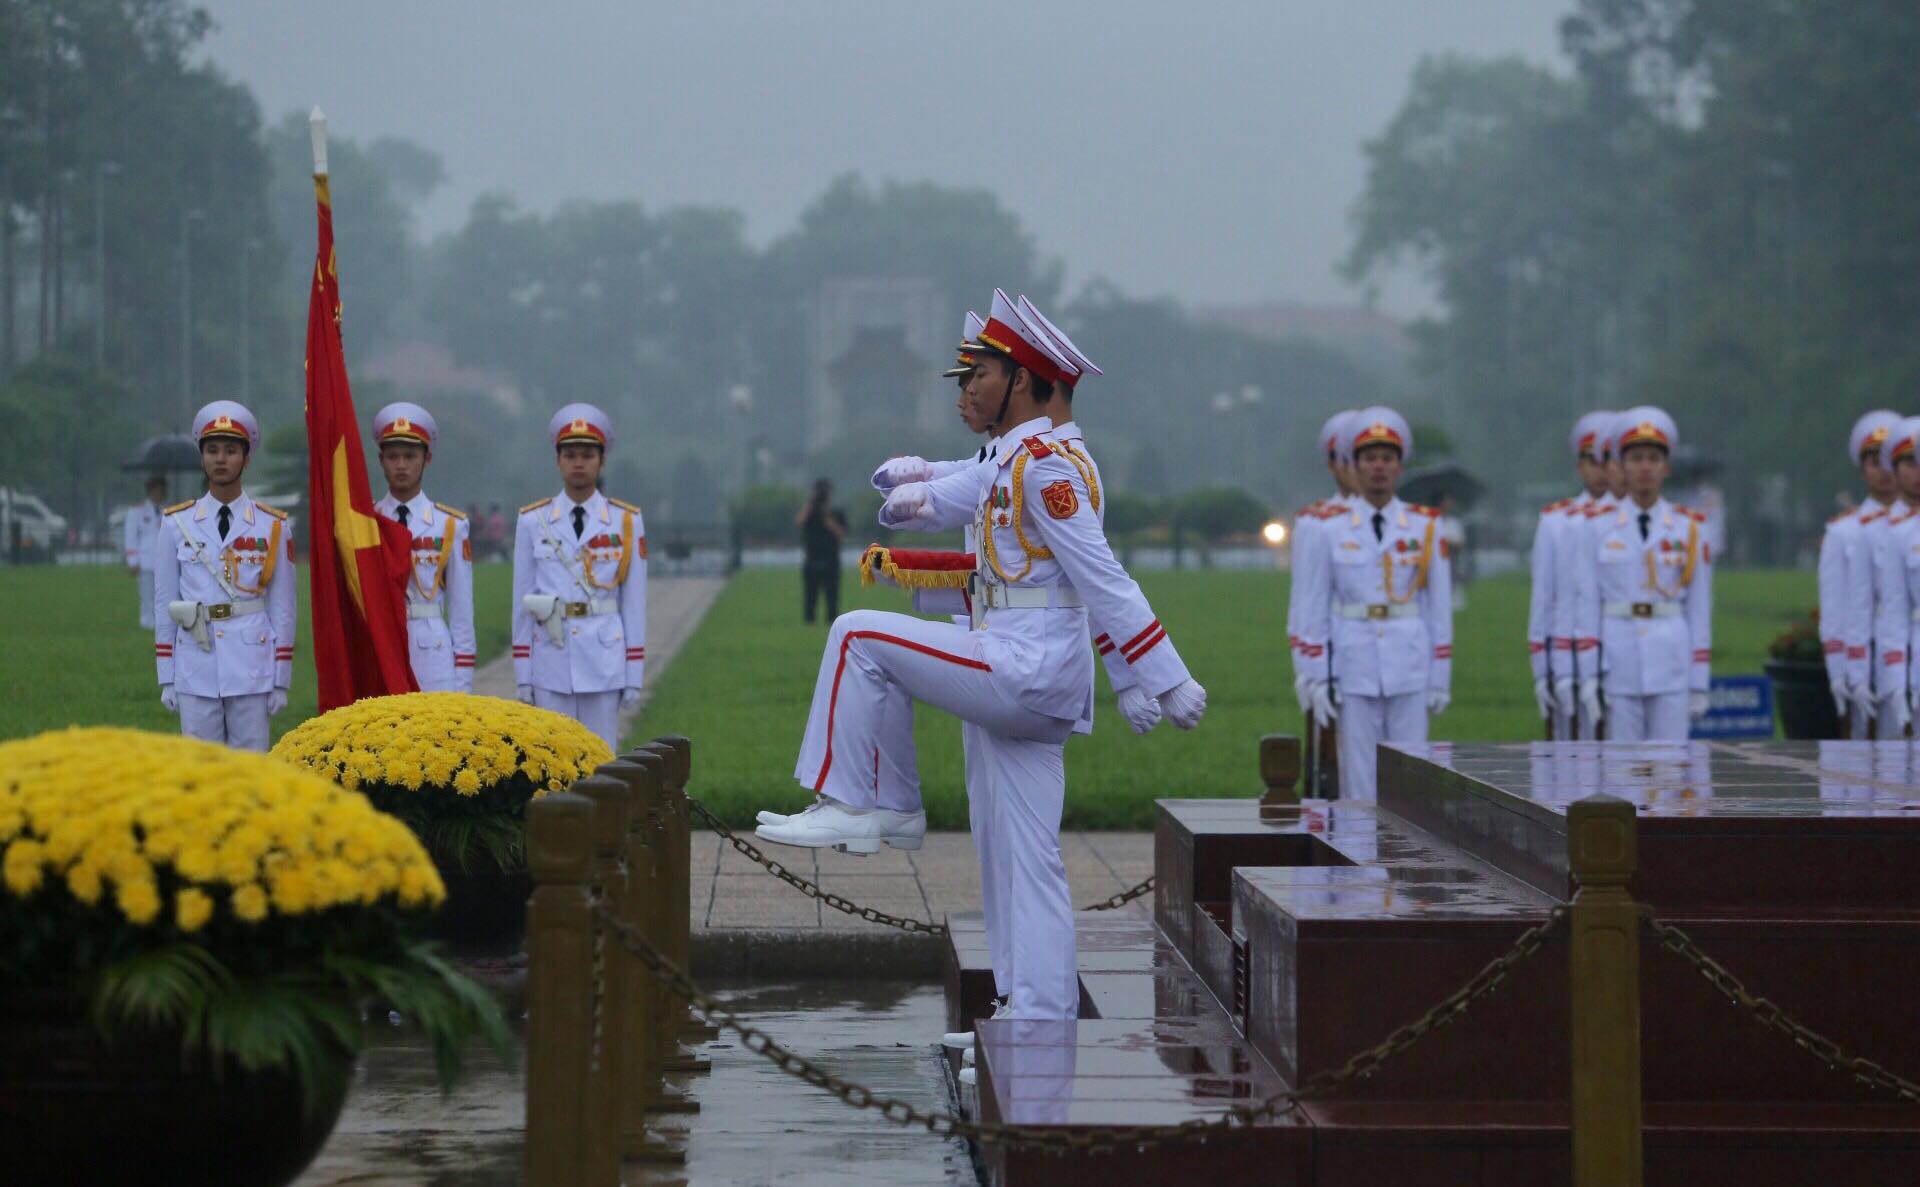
[120,434,202,473]
[1400,461,1485,510]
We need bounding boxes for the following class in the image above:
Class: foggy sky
[197,1,1561,316]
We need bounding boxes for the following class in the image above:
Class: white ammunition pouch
[168,601,211,652]
[407,603,444,621]
[522,594,565,646]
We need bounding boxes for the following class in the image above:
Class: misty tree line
[1348,0,1920,550]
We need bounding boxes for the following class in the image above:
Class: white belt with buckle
[1335,602,1417,620]
[972,580,1083,610]
[1603,601,1681,618]
[407,603,443,621]
[562,597,618,618]
[206,598,267,620]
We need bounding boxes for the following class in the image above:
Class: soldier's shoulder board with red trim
[257,503,288,521]
[1543,498,1571,513]
[164,499,196,515]
[1296,500,1323,517]
[520,497,551,515]
[1022,435,1053,459]
[1407,502,1439,517]
[435,502,466,521]
[609,497,643,515]
[1830,509,1855,524]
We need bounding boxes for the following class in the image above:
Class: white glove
[1116,686,1162,735]
[620,687,642,711]
[879,482,935,527]
[1292,671,1312,714]
[1688,690,1710,720]
[1428,688,1451,716]
[871,456,934,491]
[159,683,177,712]
[517,684,535,705]
[1157,679,1208,730]
[267,687,288,716]
[1532,677,1554,719]
[1894,696,1914,733]
[1831,678,1852,718]
[1578,678,1603,729]
[1308,679,1338,725]
[1553,676,1576,719]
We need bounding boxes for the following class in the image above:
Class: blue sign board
[1689,675,1774,739]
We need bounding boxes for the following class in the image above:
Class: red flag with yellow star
[304,168,418,710]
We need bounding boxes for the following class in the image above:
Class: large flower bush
[272,692,612,873]
[0,728,507,1105]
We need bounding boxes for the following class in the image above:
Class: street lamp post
[93,160,119,370]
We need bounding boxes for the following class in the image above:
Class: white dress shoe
[753,798,885,854]
[962,1047,975,1067]
[756,807,793,826]
[941,1030,975,1050]
[958,1067,977,1087]
[878,808,926,850]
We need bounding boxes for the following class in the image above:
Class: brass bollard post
[525,792,596,1187]
[628,743,703,1112]
[646,737,720,1052]
[1258,734,1302,818]
[575,774,631,1186]
[1568,793,1644,1187]
[596,754,687,1160]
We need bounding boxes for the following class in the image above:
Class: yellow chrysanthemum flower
[175,887,213,933]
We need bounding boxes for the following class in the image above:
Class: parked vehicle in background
[1,488,69,562]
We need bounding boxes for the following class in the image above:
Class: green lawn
[0,562,513,744]
[634,566,1814,830]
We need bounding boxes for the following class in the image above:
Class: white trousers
[1336,691,1427,802]
[137,570,155,629]
[179,692,269,752]
[795,609,1076,1018]
[534,687,621,751]
[835,694,923,813]
[1605,692,1690,742]
[1875,691,1909,739]
[1850,695,1876,739]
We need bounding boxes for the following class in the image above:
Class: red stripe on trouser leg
[812,630,992,792]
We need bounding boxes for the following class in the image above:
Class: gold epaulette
[1543,498,1571,513]
[1295,500,1323,518]
[164,499,196,515]
[1021,435,1053,459]
[435,502,467,520]
[257,503,289,520]
[520,497,551,515]
[608,497,642,515]
[1862,510,1886,524]
[1677,505,1706,522]
[1588,502,1615,517]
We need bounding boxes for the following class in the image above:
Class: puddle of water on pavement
[297,979,976,1187]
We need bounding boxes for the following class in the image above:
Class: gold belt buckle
[1631,603,1654,618]
[207,604,233,621]
[565,601,589,618]
[1366,604,1389,620]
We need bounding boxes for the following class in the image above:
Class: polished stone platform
[949,742,1920,1185]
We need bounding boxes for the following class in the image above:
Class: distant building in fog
[1192,301,1411,379]
[805,278,952,450]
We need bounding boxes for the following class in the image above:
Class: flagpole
[310,107,328,178]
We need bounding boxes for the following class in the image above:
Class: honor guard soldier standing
[1296,407,1452,801]
[125,474,168,628]
[1866,416,1920,735]
[1827,410,1904,735]
[1528,411,1612,739]
[1571,406,1713,741]
[372,402,476,692]
[512,403,647,750]
[1290,410,1356,795]
[152,401,296,751]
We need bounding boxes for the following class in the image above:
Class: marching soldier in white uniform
[152,401,296,751]
[125,474,167,628]
[1824,410,1903,734]
[511,403,647,750]
[1295,407,1452,801]
[1528,411,1611,739]
[372,402,477,693]
[779,293,1205,1021]
[1571,407,1713,742]
[1866,417,1920,735]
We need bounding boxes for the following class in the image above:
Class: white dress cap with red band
[1570,410,1615,460]
[1879,415,1920,471]
[970,289,1070,386]
[373,401,437,449]
[192,400,260,447]
[1319,410,1357,462]
[944,311,988,377]
[1016,295,1102,388]
[549,402,613,450]
[1849,409,1903,466]
[1615,406,1678,455]
[1343,406,1413,466]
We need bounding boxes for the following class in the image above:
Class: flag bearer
[512,403,647,750]
[372,402,476,692]
[125,474,168,628]
[1295,407,1452,800]
[153,401,297,751]
[1571,406,1713,742]
[1528,412,1611,739]
[1825,410,1904,735]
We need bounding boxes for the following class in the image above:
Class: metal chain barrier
[1644,913,1920,1103]
[594,900,1566,1155]
[687,796,1159,930]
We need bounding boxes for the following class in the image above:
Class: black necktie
[1638,512,1650,541]
[396,505,410,529]
[217,505,231,541]
[1372,511,1384,543]
[573,505,586,539]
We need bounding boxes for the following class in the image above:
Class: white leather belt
[562,598,618,618]
[1603,601,1681,619]
[407,603,443,621]
[973,581,1083,610]
[205,598,267,620]
[1335,602,1417,620]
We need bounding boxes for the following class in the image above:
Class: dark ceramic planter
[1765,657,1840,740]
[0,1000,352,1187]
[428,861,532,955]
